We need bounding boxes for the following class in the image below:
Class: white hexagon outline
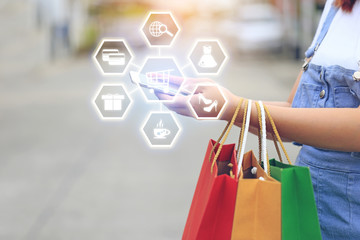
[140,11,181,48]
[141,111,182,148]
[92,83,133,120]
[187,83,228,120]
[136,56,185,103]
[92,38,134,76]
[188,39,228,76]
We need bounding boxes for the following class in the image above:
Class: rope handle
[236,100,252,178]
[255,102,270,165]
[210,98,244,173]
[236,99,248,160]
[263,105,292,165]
[272,133,283,163]
[256,101,270,175]
[208,98,244,163]
[255,101,263,164]
[208,121,231,163]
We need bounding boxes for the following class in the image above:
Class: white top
[310,0,360,70]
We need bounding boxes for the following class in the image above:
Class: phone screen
[129,71,189,96]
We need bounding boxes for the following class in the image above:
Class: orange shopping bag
[231,101,281,240]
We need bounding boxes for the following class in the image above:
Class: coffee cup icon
[153,128,171,139]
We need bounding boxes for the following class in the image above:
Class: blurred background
[0,0,325,239]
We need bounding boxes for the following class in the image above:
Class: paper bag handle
[255,101,269,175]
[263,105,292,165]
[210,98,244,173]
[208,98,245,163]
[235,100,252,178]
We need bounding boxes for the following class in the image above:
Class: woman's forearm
[224,96,360,152]
[264,105,360,152]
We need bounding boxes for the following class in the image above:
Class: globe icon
[149,21,163,37]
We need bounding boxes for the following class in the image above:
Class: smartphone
[129,71,190,96]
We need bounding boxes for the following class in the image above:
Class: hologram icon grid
[92,11,228,149]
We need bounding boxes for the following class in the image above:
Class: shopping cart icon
[146,69,174,93]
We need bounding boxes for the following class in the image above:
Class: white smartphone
[129,71,190,96]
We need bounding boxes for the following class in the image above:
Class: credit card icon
[102,49,125,65]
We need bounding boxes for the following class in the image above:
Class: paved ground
[0,1,302,239]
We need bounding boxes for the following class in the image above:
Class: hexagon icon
[93,84,132,120]
[138,57,184,102]
[189,40,228,75]
[142,112,181,148]
[141,12,180,47]
[188,84,228,120]
[93,38,133,75]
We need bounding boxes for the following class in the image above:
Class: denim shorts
[296,148,360,239]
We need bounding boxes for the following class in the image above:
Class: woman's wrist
[221,96,260,130]
[221,95,244,122]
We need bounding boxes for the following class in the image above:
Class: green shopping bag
[269,159,321,240]
[263,105,322,240]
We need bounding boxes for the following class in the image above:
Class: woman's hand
[155,76,240,121]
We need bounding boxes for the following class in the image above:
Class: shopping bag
[263,105,322,240]
[182,99,247,240]
[231,101,281,240]
[269,159,322,240]
[182,139,238,240]
[231,151,282,240]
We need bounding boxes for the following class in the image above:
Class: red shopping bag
[182,99,247,240]
[182,139,238,240]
